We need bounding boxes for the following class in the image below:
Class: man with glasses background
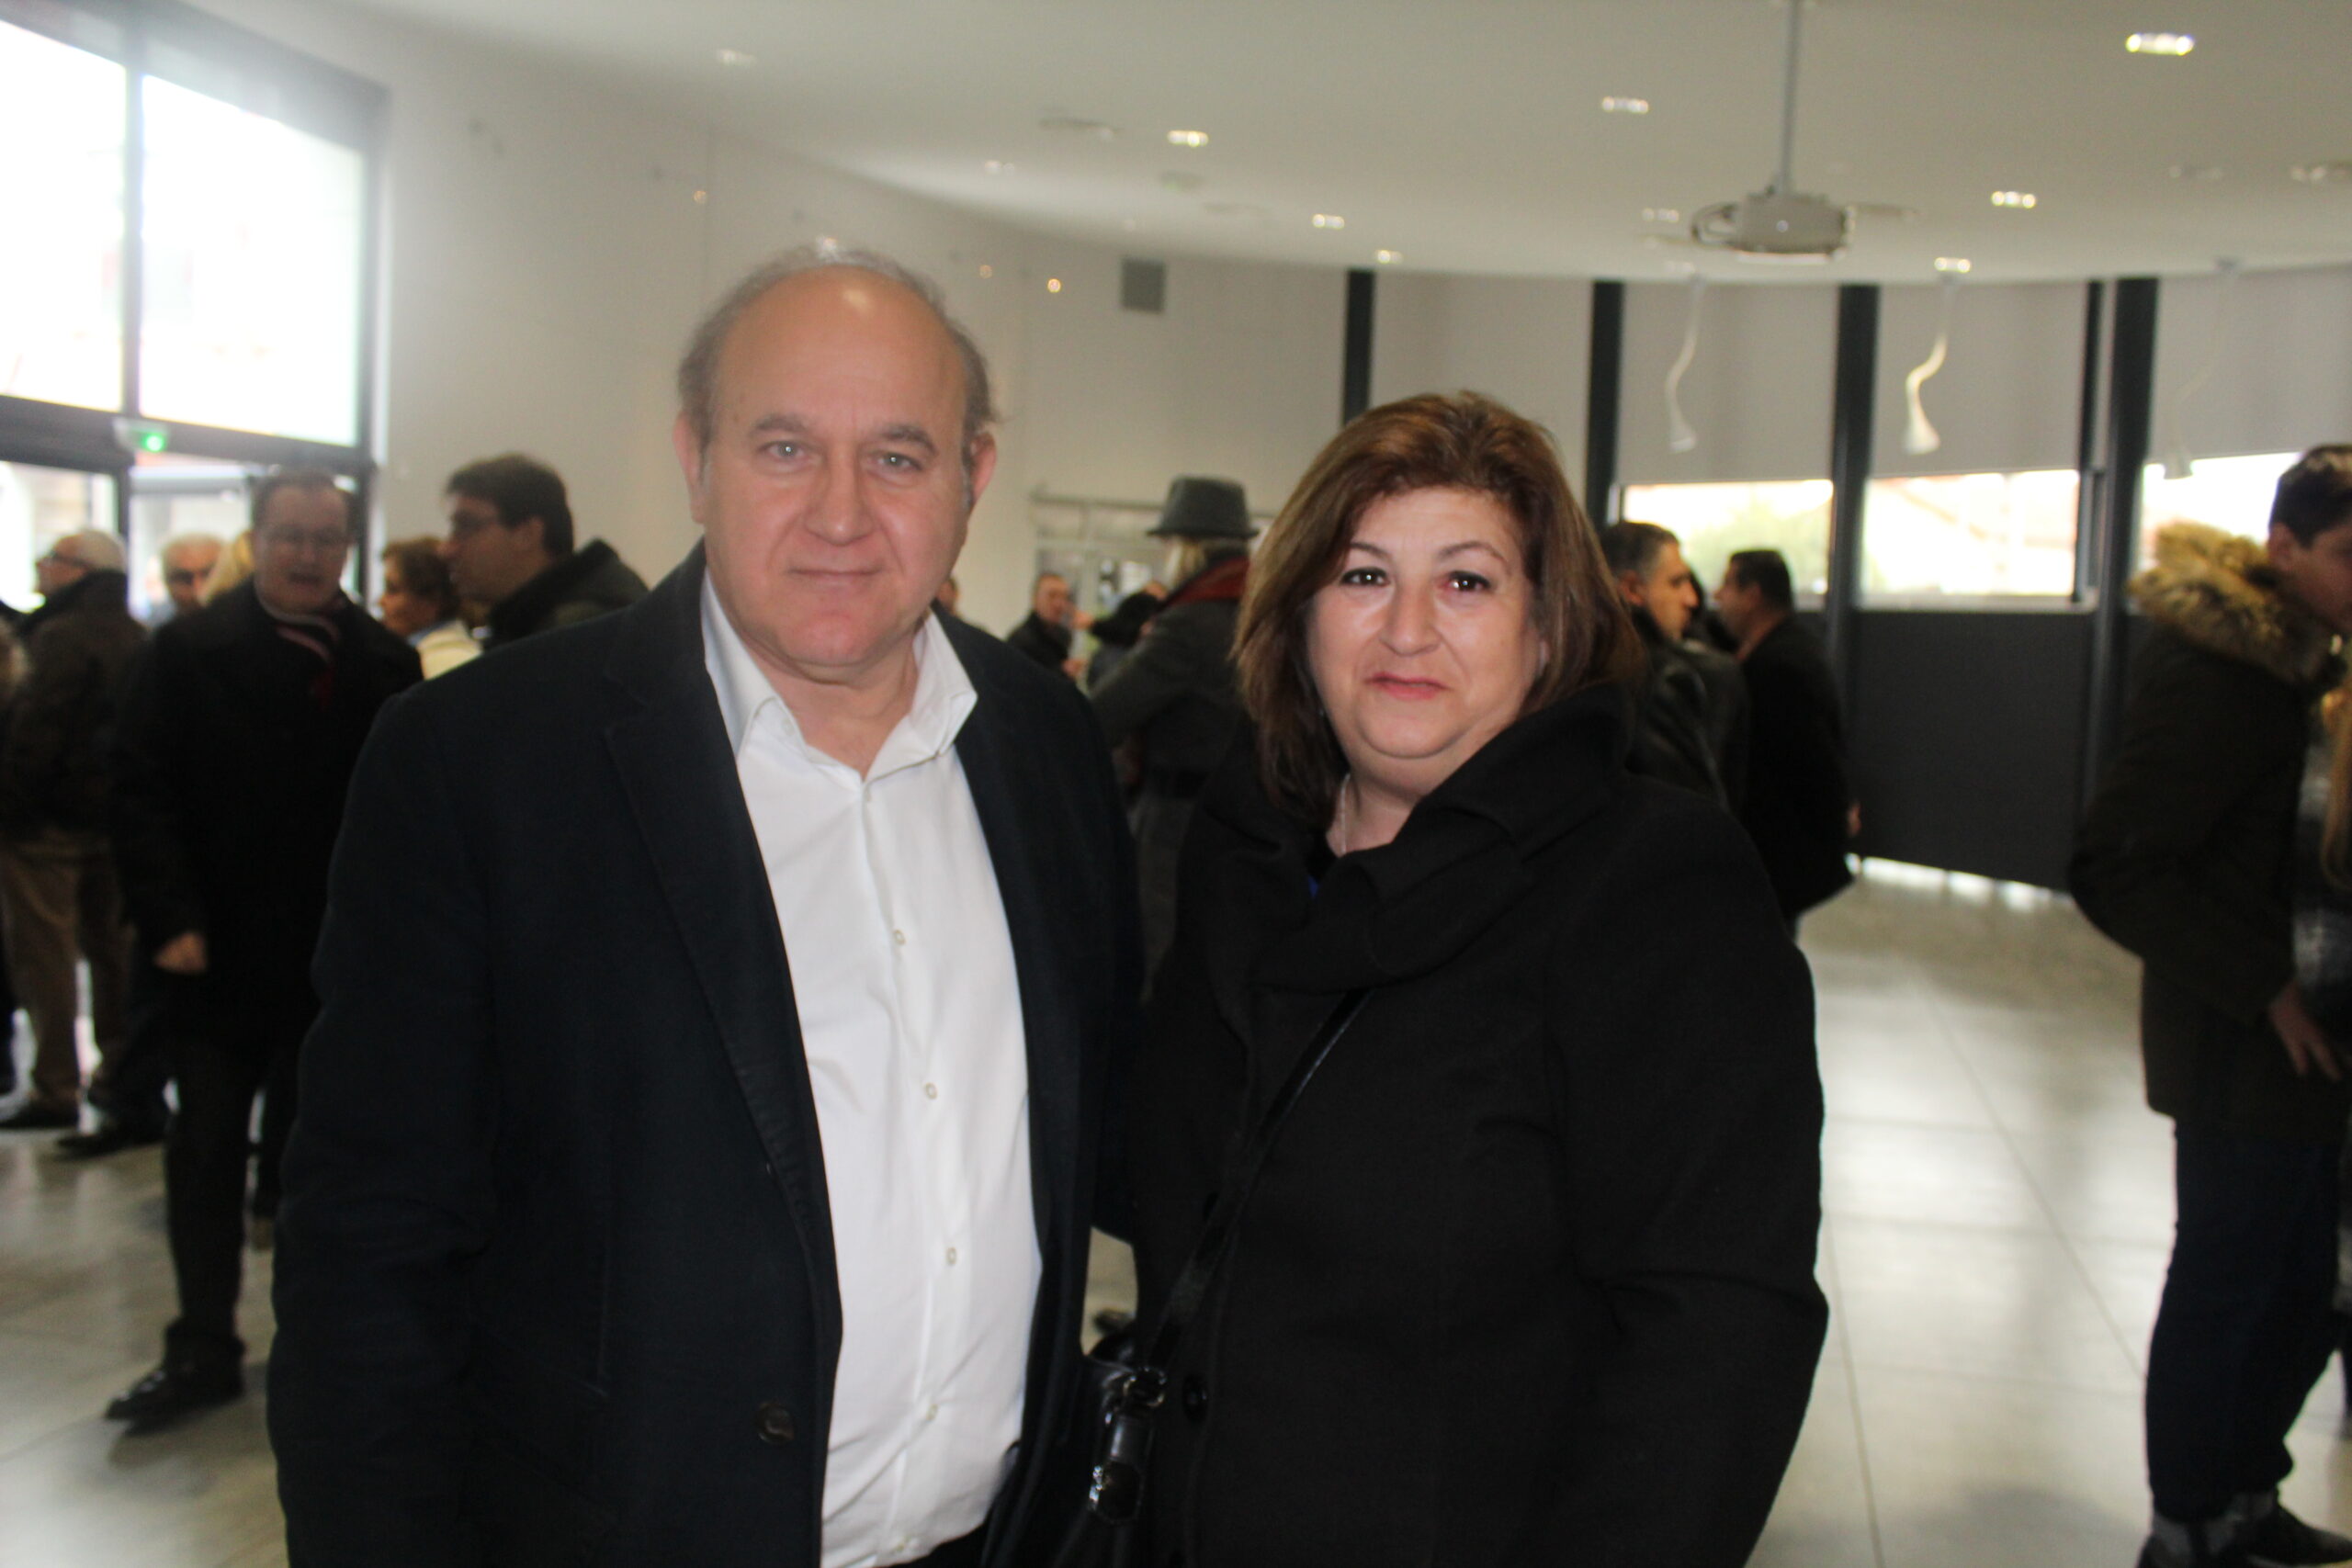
[104,469,419,1427]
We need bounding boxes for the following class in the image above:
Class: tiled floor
[6,860,2351,1564]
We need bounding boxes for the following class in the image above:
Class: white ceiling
[343,0,2352,285]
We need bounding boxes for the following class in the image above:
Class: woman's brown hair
[1233,390,1641,829]
[381,536,462,625]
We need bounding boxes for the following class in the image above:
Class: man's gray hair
[55,528,126,572]
[675,244,1000,463]
[159,530,227,564]
[1601,520,1680,581]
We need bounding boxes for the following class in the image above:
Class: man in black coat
[269,250,1140,1568]
[106,470,421,1427]
[0,530,145,1134]
[1604,521,1749,812]
[1715,549,1853,924]
[2074,447,2352,1568]
[1005,569,1080,675]
[440,452,648,650]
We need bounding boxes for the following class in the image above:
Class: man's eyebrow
[746,413,812,437]
[876,423,940,456]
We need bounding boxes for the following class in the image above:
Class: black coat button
[1182,1374,1209,1421]
[754,1402,796,1444]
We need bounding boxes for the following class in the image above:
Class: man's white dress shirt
[703,584,1038,1568]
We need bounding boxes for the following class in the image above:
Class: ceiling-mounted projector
[1690,191,1850,262]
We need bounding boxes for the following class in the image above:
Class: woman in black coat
[1125,392,1826,1567]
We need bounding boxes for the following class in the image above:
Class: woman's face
[376,566,432,639]
[1307,486,1545,809]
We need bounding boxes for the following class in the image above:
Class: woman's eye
[1447,571,1494,592]
[1339,567,1386,587]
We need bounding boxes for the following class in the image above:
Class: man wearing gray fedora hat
[1091,475,1255,975]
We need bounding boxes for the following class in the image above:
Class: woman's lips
[1366,673,1444,699]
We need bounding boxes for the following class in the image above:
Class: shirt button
[924,1404,940,1422]
[945,1247,959,1266]
[924,1082,940,1100]
[892,929,907,946]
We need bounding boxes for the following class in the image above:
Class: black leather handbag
[1050,988,1373,1568]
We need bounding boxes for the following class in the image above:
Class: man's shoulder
[947,612,1091,728]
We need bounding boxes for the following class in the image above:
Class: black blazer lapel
[598,556,844,1393]
[947,632,1085,1264]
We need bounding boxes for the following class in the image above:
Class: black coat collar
[1195,686,1633,1000]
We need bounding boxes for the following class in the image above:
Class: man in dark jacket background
[1091,475,1253,974]
[440,453,648,650]
[0,530,144,1134]
[103,470,421,1429]
[1716,548,1853,925]
[1604,520,1749,812]
[2073,446,2352,1568]
[1005,569,1082,676]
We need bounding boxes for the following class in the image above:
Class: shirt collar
[701,576,978,773]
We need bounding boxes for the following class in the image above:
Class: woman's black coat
[1128,690,1826,1567]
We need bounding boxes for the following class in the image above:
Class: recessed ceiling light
[1046,277,1064,293]
[692,189,708,204]
[2292,161,2352,185]
[2169,164,2224,182]
[1600,96,1651,115]
[1991,190,2038,209]
[1167,130,1208,148]
[1374,249,1403,265]
[983,160,1014,175]
[2125,32,2194,55]
[1642,207,1682,223]
[1935,256,1973,274]
[1311,213,1346,230]
[978,265,994,278]
[1040,116,1117,140]
[715,48,756,67]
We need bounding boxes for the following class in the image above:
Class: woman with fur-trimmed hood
[2074,445,2352,1568]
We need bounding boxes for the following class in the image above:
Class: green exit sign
[111,419,169,454]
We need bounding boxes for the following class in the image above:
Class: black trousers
[2145,1123,2342,1523]
[163,984,311,1369]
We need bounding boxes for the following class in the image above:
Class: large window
[0,3,379,585]
[0,20,125,411]
[0,461,118,608]
[1861,469,2081,601]
[1618,479,1835,599]
[139,74,367,445]
[2138,452,2297,566]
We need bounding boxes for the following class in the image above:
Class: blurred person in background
[104,470,420,1428]
[1125,394,1824,1568]
[1714,548,1854,927]
[0,530,144,1135]
[1092,477,1255,975]
[1007,569,1085,677]
[377,536,480,679]
[440,453,646,650]
[1604,520,1749,812]
[153,533,225,624]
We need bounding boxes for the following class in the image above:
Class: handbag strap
[1138,987,1372,1374]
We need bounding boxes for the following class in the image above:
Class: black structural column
[1341,268,1375,425]
[1584,280,1625,525]
[2070,280,2108,604]
[1823,284,1878,704]
[2081,277,2160,806]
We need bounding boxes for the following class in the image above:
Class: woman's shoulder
[1535,774,1782,940]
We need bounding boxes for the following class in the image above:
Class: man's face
[673,267,995,690]
[162,540,220,614]
[1626,540,1699,641]
[35,544,88,598]
[252,485,353,618]
[1713,570,1764,641]
[1034,574,1071,626]
[439,492,545,608]
[2270,517,2352,637]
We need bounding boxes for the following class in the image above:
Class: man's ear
[1614,569,1645,608]
[2267,524,2299,571]
[963,431,1000,514]
[672,412,711,526]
